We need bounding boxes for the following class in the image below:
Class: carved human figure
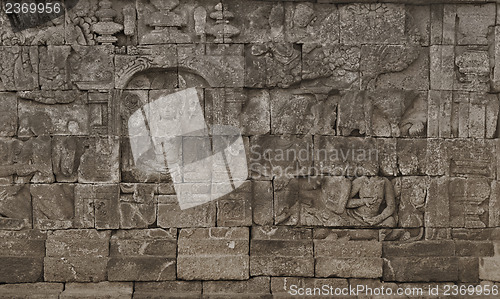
[335,176,396,227]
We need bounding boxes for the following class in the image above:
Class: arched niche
[117,67,210,183]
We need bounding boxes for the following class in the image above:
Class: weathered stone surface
[78,137,120,183]
[0,93,17,137]
[315,240,382,278]
[249,135,313,180]
[383,257,459,282]
[178,227,250,280]
[337,90,427,137]
[383,241,455,257]
[479,257,500,281]
[251,226,313,277]
[158,193,216,228]
[64,0,98,46]
[205,88,270,136]
[204,277,271,298]
[75,184,120,229]
[270,89,338,135]
[0,283,63,299]
[0,137,54,184]
[0,184,32,229]
[225,0,284,43]
[363,45,429,90]
[44,230,110,282]
[271,277,348,298]
[394,177,428,229]
[134,281,202,299]
[119,183,156,229]
[284,3,339,44]
[426,177,492,228]
[455,241,494,257]
[245,43,301,88]
[60,282,133,299]
[52,137,85,182]
[69,45,114,90]
[31,184,75,230]
[314,136,379,176]
[0,46,38,91]
[39,46,71,90]
[216,181,253,227]
[313,228,379,241]
[0,230,46,283]
[108,229,177,281]
[339,4,406,45]
[179,44,244,88]
[430,45,491,92]
[302,44,360,90]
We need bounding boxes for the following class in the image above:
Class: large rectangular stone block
[271,277,348,298]
[178,227,249,280]
[315,240,382,278]
[119,184,156,229]
[31,184,75,230]
[44,230,110,282]
[108,229,177,281]
[60,282,133,299]
[383,257,459,282]
[0,283,63,299]
[158,193,216,228]
[382,241,455,257]
[250,226,313,277]
[134,281,202,299]
[203,277,271,298]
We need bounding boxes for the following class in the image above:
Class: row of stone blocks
[1,227,499,284]
[2,278,500,299]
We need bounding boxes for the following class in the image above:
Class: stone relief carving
[275,176,398,228]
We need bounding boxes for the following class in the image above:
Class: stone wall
[1,0,500,297]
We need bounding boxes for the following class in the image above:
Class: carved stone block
[78,137,120,183]
[314,136,379,176]
[39,46,71,90]
[225,0,285,43]
[426,177,492,229]
[74,184,120,229]
[362,45,429,90]
[157,192,216,228]
[431,4,495,46]
[216,181,252,227]
[69,45,115,90]
[0,46,38,91]
[339,4,406,45]
[119,183,156,229]
[394,177,428,229]
[249,135,313,180]
[337,90,427,138]
[270,89,338,135]
[0,184,32,230]
[18,93,89,137]
[179,44,244,88]
[31,184,75,230]
[205,88,270,136]
[302,44,360,90]
[178,227,250,280]
[0,93,17,136]
[65,0,98,46]
[0,136,54,184]
[245,43,301,88]
[284,2,339,44]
